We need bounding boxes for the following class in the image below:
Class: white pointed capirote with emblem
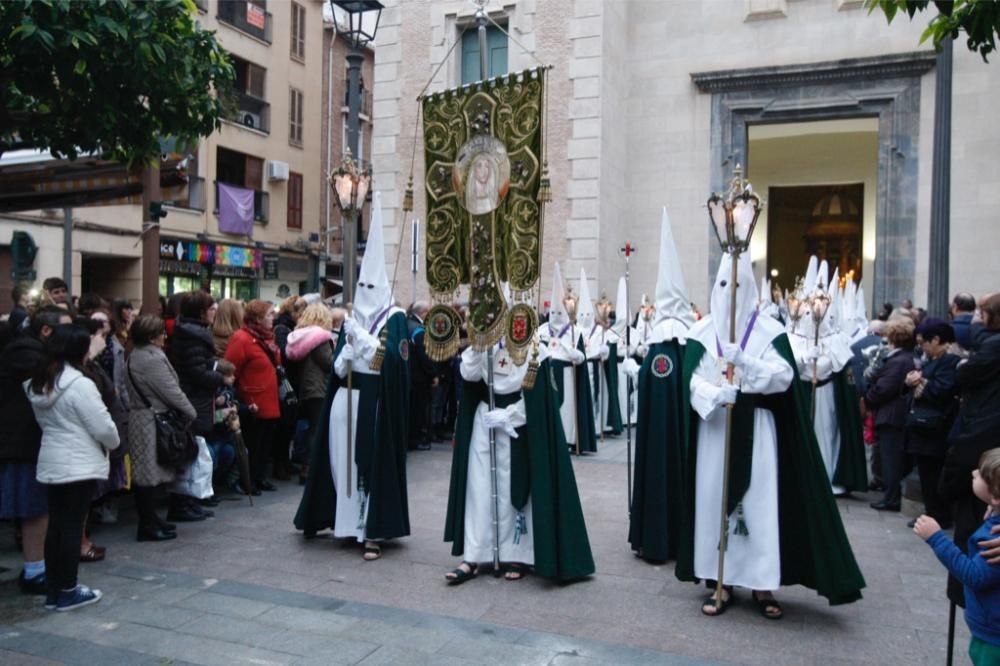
[352,191,393,330]
[653,207,695,332]
[576,268,595,334]
[548,262,568,330]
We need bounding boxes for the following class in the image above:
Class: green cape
[675,334,865,605]
[550,336,598,454]
[444,357,596,581]
[599,342,624,435]
[628,339,686,562]
[293,311,411,540]
[831,370,868,492]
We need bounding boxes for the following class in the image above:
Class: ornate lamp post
[705,164,762,611]
[329,0,382,304]
[328,151,371,304]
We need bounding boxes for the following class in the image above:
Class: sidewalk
[0,435,968,665]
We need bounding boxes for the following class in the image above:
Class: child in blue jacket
[915,448,1000,665]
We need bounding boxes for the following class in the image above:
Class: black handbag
[127,361,198,472]
[255,339,298,411]
[905,401,948,432]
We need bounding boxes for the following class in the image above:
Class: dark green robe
[599,342,623,435]
[294,311,411,540]
[551,336,598,454]
[675,334,866,605]
[628,339,685,562]
[444,358,596,581]
[831,369,868,492]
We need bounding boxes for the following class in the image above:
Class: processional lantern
[329,150,371,216]
[329,0,383,49]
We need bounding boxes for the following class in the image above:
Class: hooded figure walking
[623,208,695,563]
[676,252,865,619]
[294,193,411,561]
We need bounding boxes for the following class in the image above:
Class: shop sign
[215,244,261,269]
[262,254,280,280]
[160,239,215,264]
[159,259,202,277]
[213,265,258,279]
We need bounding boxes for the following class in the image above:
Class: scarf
[243,321,280,360]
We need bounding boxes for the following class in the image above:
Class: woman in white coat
[25,324,119,612]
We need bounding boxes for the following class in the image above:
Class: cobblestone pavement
[0,435,969,665]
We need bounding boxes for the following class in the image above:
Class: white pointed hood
[653,208,695,329]
[611,276,629,338]
[352,191,393,330]
[853,284,869,338]
[548,262,569,330]
[576,268,596,334]
[710,252,758,345]
[804,255,819,294]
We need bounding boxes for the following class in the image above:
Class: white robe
[584,325,616,433]
[540,323,581,446]
[460,345,535,565]
[328,308,403,542]
[688,316,793,591]
[789,332,854,491]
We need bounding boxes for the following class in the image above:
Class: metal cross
[620,242,636,258]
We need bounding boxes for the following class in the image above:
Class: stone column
[927,38,952,318]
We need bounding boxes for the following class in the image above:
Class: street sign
[262,253,280,280]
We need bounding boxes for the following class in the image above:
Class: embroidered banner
[421,68,545,353]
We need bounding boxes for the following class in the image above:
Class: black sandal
[445,562,478,585]
[701,586,732,617]
[362,542,381,561]
[751,591,783,620]
[503,563,526,581]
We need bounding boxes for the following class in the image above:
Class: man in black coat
[168,291,224,519]
[940,293,1000,607]
[950,292,976,352]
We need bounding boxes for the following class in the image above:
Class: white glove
[339,343,356,363]
[721,343,747,368]
[342,317,359,339]
[805,346,821,362]
[622,358,640,380]
[483,408,518,439]
[637,343,649,358]
[715,383,738,407]
[570,349,586,365]
[599,344,610,361]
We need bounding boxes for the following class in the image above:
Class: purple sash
[716,308,760,358]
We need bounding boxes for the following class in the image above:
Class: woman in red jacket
[224,300,281,494]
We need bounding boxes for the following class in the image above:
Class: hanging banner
[421,68,545,354]
[215,244,261,268]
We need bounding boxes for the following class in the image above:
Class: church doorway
[747,118,878,304]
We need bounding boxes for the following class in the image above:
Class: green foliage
[866,0,1000,61]
[0,0,235,165]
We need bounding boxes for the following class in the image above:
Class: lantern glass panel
[708,197,730,248]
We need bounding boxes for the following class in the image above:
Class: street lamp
[704,163,762,613]
[329,0,382,304]
[328,149,371,303]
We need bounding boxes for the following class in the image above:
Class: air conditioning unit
[242,111,261,129]
[267,160,290,182]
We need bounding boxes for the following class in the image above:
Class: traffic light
[10,231,37,281]
[149,201,168,221]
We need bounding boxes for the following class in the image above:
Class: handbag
[255,339,298,411]
[127,361,198,472]
[905,401,948,433]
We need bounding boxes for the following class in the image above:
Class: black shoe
[18,571,46,596]
[250,487,262,496]
[156,518,177,532]
[165,508,208,522]
[868,480,886,492]
[137,527,178,542]
[870,501,901,512]
[257,480,277,492]
[907,518,917,528]
[199,496,221,507]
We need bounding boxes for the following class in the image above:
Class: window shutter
[245,156,263,191]
[248,63,266,98]
[288,172,303,229]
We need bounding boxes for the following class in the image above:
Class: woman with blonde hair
[285,304,335,481]
[212,299,244,357]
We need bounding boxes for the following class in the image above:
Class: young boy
[914,448,1000,665]
[208,360,240,486]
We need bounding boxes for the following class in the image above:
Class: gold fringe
[369,328,389,372]
[520,339,540,391]
[403,175,414,213]
[427,335,460,362]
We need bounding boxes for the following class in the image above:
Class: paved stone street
[0,436,970,665]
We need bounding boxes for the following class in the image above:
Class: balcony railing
[217,1,272,43]
[234,92,270,134]
[214,181,270,223]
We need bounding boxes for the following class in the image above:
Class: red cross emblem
[512,315,528,342]
[498,356,508,368]
[620,242,636,258]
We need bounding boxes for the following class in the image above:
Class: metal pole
[140,165,161,315]
[411,218,419,305]
[476,3,501,578]
[346,334,353,498]
[714,250,740,611]
[62,208,72,299]
[572,322,580,456]
[344,47,364,305]
[623,249,633,513]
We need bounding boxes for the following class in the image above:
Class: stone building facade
[373,0,1000,313]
